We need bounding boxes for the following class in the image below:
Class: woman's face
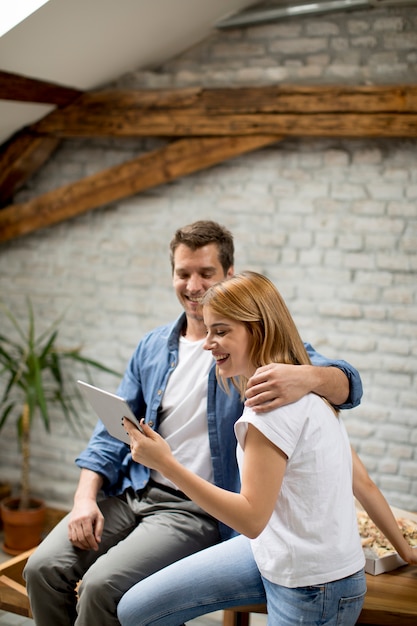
[203,305,255,379]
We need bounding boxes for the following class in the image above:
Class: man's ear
[227,266,235,278]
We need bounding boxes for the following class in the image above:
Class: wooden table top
[358,564,417,626]
[223,563,417,626]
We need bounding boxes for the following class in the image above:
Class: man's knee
[78,562,115,601]
[24,542,76,592]
[77,564,121,619]
[24,546,48,585]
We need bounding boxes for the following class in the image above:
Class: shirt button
[171,361,176,367]
[157,389,162,395]
[148,421,154,427]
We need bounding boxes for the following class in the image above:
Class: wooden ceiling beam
[0,135,280,243]
[32,84,417,113]
[30,84,417,138]
[32,112,417,138]
[0,70,83,105]
[1,83,416,243]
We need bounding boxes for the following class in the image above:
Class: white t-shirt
[151,336,214,490]
[235,393,365,587]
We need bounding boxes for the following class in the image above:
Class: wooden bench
[0,548,34,617]
[0,506,67,618]
[2,550,416,625]
[222,564,417,626]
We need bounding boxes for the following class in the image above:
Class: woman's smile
[214,352,229,363]
[203,307,252,379]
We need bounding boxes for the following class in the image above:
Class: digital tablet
[77,380,143,444]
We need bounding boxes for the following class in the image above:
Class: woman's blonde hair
[202,271,311,399]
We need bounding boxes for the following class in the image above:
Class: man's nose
[187,274,204,292]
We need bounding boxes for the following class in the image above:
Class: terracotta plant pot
[0,481,12,529]
[0,496,46,555]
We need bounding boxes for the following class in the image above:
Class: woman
[120,271,417,626]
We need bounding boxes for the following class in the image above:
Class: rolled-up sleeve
[304,342,363,410]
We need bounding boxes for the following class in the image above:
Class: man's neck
[182,318,206,342]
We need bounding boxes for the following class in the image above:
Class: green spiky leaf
[0,298,121,499]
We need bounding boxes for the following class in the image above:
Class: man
[24,220,362,626]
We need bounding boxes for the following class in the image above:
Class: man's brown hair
[169,220,234,274]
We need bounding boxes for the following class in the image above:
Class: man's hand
[245,362,349,412]
[68,498,104,551]
[245,363,312,413]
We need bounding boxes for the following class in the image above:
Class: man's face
[173,243,233,322]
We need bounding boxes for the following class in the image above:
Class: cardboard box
[357,504,417,576]
[364,547,408,575]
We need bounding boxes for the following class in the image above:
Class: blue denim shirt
[76,313,362,540]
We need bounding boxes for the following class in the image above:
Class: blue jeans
[263,568,366,626]
[117,534,265,625]
[117,534,366,626]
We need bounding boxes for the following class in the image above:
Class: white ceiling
[0,0,259,144]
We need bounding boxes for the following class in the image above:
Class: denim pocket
[336,590,366,626]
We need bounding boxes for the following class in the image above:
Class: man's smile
[186,295,203,302]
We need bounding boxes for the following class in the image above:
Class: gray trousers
[24,483,221,626]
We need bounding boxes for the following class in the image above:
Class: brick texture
[0,4,416,513]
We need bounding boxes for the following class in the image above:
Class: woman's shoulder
[239,393,332,433]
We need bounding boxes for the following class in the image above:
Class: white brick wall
[0,4,416,512]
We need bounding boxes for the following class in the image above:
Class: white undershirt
[150,336,214,490]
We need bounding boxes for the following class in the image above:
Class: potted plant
[0,298,121,554]
[0,478,11,530]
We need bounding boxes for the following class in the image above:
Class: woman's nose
[203,335,214,351]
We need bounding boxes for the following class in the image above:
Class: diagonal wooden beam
[0,131,60,207]
[0,70,83,204]
[0,70,83,105]
[30,85,417,138]
[0,135,280,243]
